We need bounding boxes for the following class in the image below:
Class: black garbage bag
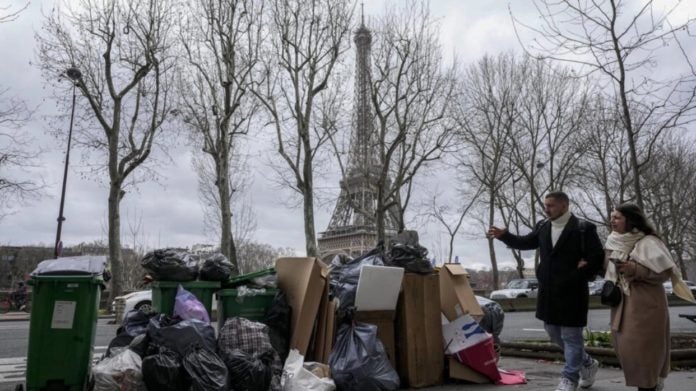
[476,295,505,345]
[147,315,217,357]
[199,253,236,281]
[262,291,292,362]
[182,346,228,391]
[329,322,399,391]
[387,243,433,274]
[141,248,199,281]
[142,347,189,391]
[121,309,155,337]
[221,348,272,391]
[329,247,385,314]
[129,333,150,358]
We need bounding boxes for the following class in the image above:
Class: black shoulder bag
[600,279,622,307]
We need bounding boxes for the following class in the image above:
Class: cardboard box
[439,263,484,322]
[276,257,328,356]
[395,272,444,388]
[355,310,396,369]
[312,295,337,364]
[448,357,491,384]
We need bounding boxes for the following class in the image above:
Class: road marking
[0,347,107,384]
[523,328,547,332]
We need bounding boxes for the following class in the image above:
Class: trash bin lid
[224,267,276,288]
[31,255,108,276]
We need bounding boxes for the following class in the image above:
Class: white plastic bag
[174,285,210,323]
[282,349,335,391]
[92,348,146,391]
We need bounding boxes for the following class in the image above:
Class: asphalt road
[499,304,696,342]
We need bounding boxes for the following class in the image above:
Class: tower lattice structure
[318,18,398,259]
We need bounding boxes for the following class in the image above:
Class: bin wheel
[14,384,24,391]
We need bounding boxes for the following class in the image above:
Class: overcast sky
[1,0,694,271]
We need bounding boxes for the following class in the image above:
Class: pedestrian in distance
[605,203,695,391]
[488,191,604,391]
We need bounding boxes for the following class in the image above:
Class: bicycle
[0,293,31,314]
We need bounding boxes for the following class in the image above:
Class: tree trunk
[217,150,238,271]
[488,191,500,290]
[302,144,317,257]
[108,182,123,303]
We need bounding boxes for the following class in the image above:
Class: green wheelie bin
[24,274,103,391]
[151,280,221,316]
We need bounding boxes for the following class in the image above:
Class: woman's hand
[616,259,636,277]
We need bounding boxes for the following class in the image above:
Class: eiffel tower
[318,13,398,259]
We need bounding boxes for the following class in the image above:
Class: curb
[0,313,115,322]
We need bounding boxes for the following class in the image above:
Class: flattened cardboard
[355,265,404,311]
[396,272,444,388]
[440,264,484,322]
[448,357,491,384]
[276,257,328,356]
[312,289,337,364]
[355,310,396,369]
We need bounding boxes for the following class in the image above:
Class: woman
[605,203,695,391]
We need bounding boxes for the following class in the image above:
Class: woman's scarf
[604,231,644,295]
[605,231,695,303]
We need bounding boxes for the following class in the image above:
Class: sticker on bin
[51,300,77,329]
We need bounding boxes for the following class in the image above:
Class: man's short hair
[545,191,569,204]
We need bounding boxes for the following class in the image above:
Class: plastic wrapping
[31,255,107,276]
[121,309,154,337]
[282,349,335,391]
[147,315,216,357]
[141,249,199,281]
[329,322,399,391]
[141,347,189,391]
[174,285,210,323]
[221,348,272,391]
[236,286,268,300]
[199,253,236,281]
[92,348,146,391]
[182,346,228,391]
[476,295,505,345]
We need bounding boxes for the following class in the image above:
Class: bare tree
[0,2,42,221]
[369,0,458,242]
[236,240,295,274]
[642,135,696,278]
[456,53,523,290]
[512,0,696,210]
[426,183,482,263]
[252,0,353,257]
[177,0,264,270]
[36,0,176,300]
[0,1,28,23]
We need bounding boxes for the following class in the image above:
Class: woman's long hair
[615,203,660,238]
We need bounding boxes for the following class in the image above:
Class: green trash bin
[151,280,221,316]
[223,267,275,288]
[216,288,277,329]
[25,275,103,391]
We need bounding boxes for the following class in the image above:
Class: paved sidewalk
[421,356,696,390]
[0,311,114,322]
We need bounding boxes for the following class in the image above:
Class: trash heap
[95,234,519,390]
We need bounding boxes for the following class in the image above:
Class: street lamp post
[54,67,82,258]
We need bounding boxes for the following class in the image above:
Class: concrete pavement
[421,356,696,390]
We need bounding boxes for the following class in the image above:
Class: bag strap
[578,219,587,259]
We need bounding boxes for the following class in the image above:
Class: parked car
[588,278,605,296]
[663,280,696,296]
[489,278,538,299]
[111,290,153,316]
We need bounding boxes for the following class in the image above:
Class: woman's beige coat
[610,260,670,389]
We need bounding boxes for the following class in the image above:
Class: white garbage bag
[282,349,335,391]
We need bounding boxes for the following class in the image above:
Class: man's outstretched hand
[487,226,507,239]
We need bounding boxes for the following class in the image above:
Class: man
[488,191,603,391]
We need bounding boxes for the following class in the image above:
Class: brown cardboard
[312,290,337,364]
[448,357,491,384]
[395,272,444,388]
[276,257,328,356]
[355,310,396,369]
[440,263,484,322]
